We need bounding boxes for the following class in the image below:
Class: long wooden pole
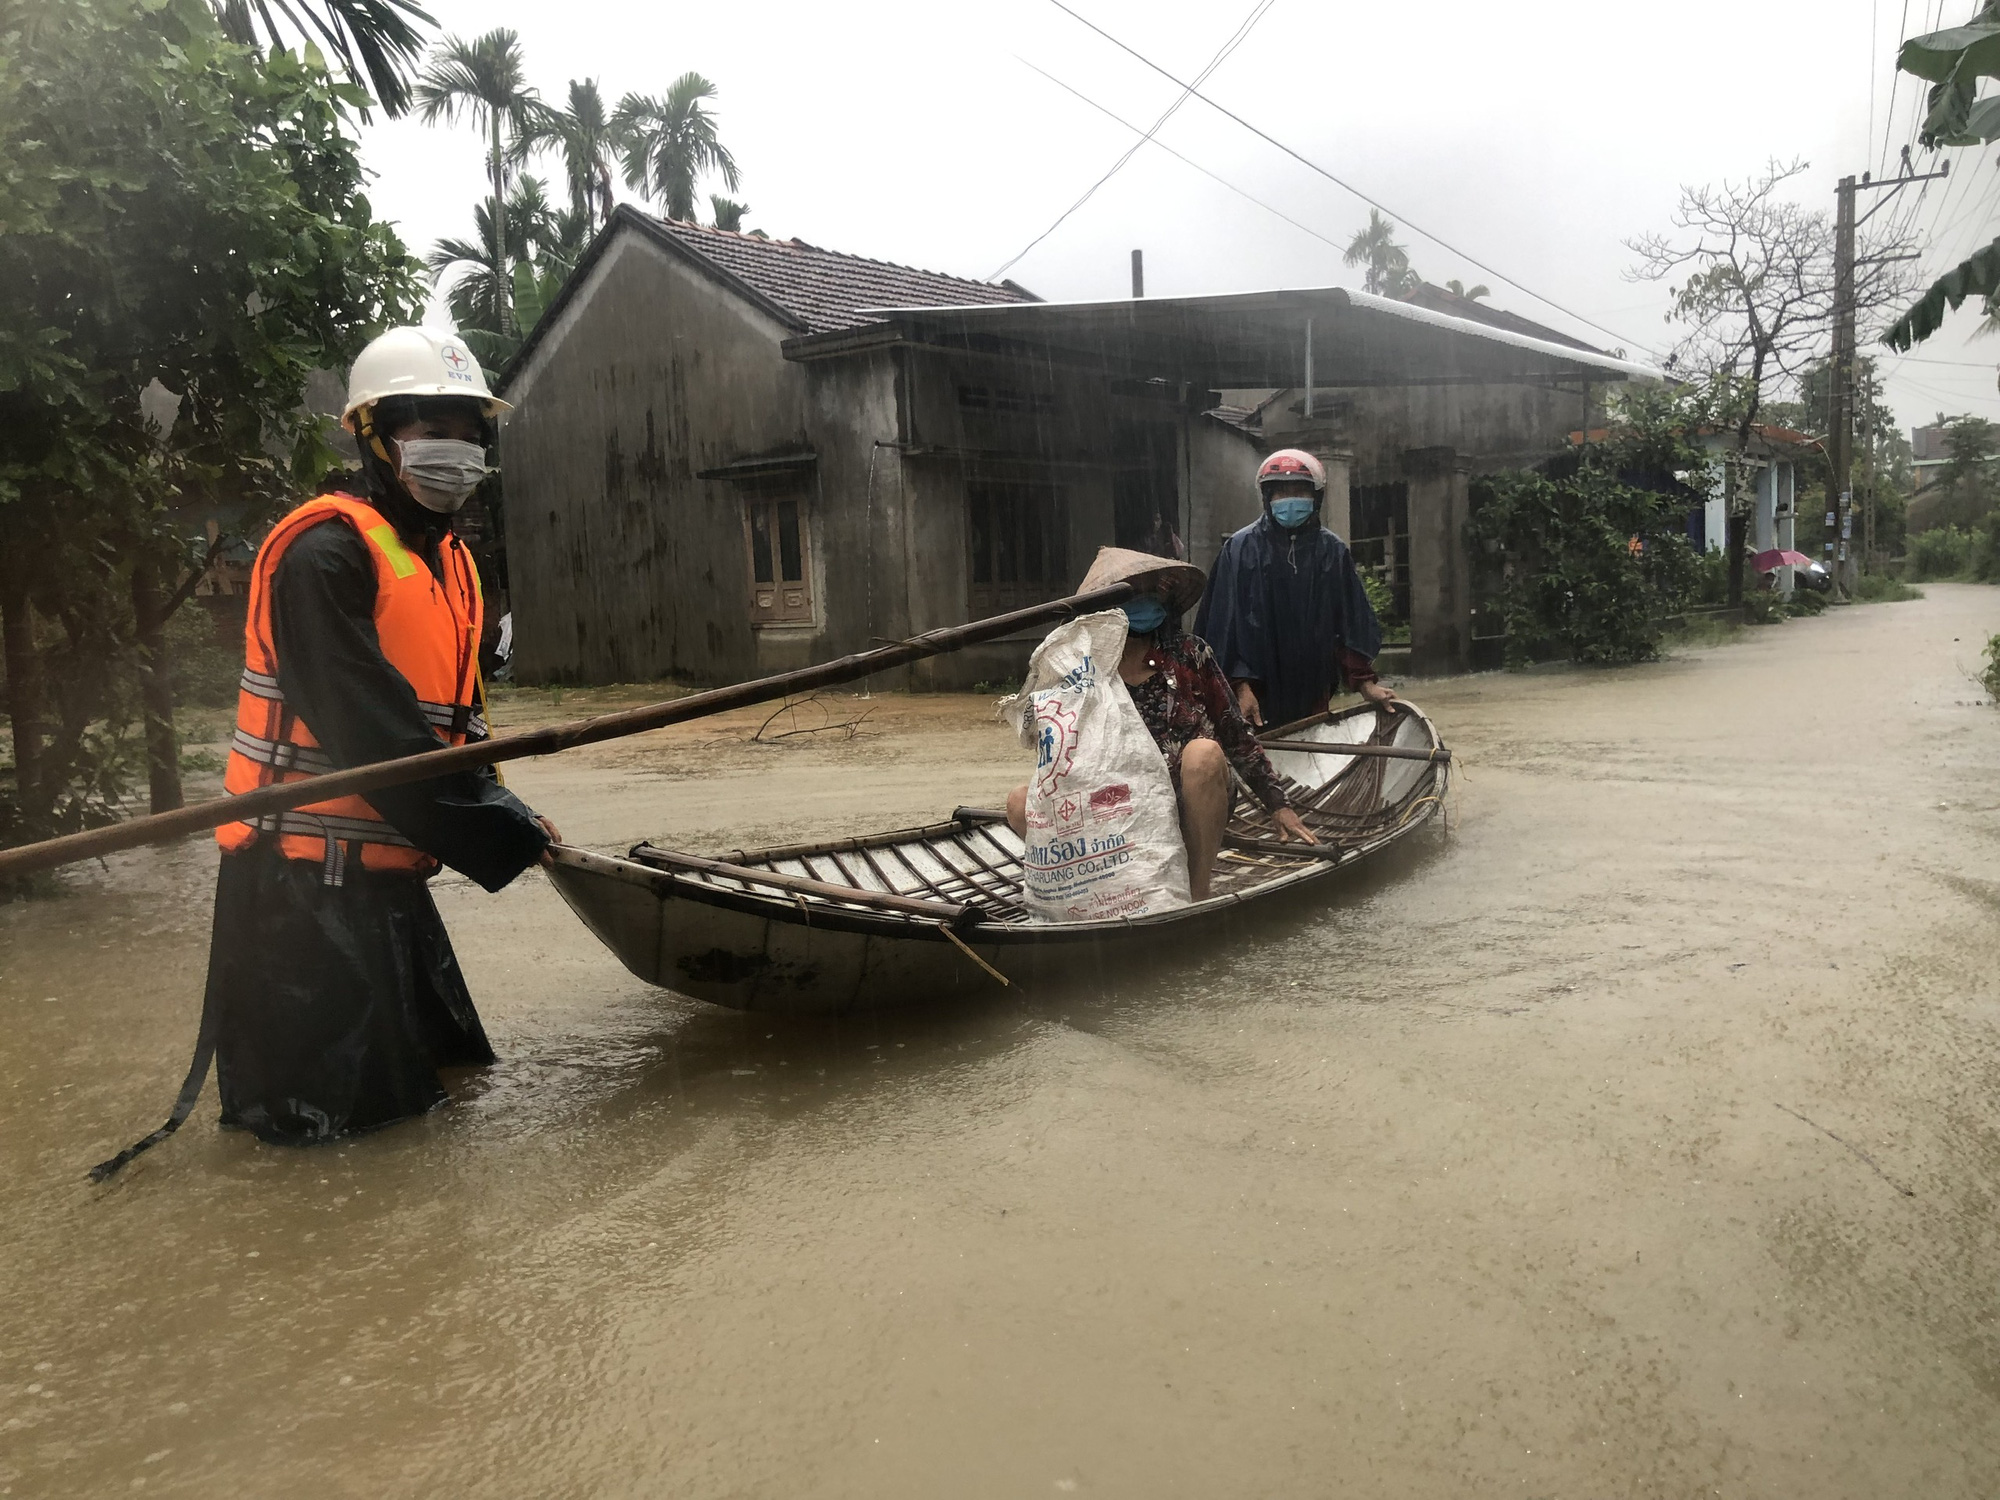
[1258,739,1451,763]
[0,583,1135,881]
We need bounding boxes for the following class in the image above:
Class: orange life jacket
[216,493,485,883]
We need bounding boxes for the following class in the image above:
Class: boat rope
[1393,790,1447,832]
[937,921,1011,987]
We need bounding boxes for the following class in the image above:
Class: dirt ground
[4,586,2000,1498]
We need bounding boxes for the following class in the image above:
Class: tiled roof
[641,212,1037,334]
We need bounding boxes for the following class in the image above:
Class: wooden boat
[544,700,1449,1015]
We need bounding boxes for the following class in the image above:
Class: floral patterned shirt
[1124,629,1289,812]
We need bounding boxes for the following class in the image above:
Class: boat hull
[545,701,1448,1014]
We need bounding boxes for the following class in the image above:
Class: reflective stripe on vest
[216,493,484,876]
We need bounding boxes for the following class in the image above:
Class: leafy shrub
[1361,567,1397,624]
[167,603,246,710]
[1740,588,1786,624]
[1985,635,2000,702]
[1908,526,1977,580]
[1785,587,1828,616]
[1471,465,1708,665]
[1692,547,1730,606]
[1850,573,1923,603]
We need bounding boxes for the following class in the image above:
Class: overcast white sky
[360,0,2000,438]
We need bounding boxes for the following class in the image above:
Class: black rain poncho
[94,486,547,1178]
[1193,514,1384,731]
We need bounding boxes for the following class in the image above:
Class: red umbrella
[1753,548,1814,572]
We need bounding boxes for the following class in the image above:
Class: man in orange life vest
[97,328,558,1177]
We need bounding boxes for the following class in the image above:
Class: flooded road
[5,585,2000,1498]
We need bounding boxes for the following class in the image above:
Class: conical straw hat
[1077,547,1206,614]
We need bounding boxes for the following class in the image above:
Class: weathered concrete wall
[506,243,1269,690]
[887,349,1252,690]
[1252,380,1588,484]
[1404,448,1473,675]
[1186,416,1265,571]
[1223,379,1603,677]
[503,230,814,684]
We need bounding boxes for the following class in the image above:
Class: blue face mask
[1270,496,1317,529]
[1122,596,1170,635]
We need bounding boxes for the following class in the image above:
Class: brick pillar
[1403,446,1472,676]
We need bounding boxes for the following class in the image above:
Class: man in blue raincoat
[1194,448,1399,730]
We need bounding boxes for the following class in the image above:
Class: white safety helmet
[340,327,510,453]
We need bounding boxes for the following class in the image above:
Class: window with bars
[743,494,813,625]
[967,482,1064,614]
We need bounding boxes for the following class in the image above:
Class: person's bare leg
[1006,783,1029,837]
[1177,738,1230,901]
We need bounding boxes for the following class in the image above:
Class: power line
[1889,350,2000,366]
[1041,0,1661,360]
[1869,0,1880,167]
[1878,0,1913,176]
[1013,58,1352,260]
[988,0,1275,281]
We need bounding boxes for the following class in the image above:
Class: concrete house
[499,209,1659,686]
[1689,426,1816,590]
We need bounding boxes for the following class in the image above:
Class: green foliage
[0,0,423,845]
[1360,567,1396,625]
[1984,634,2000,701]
[1343,210,1418,297]
[1898,1,2000,147]
[1908,525,1979,579]
[212,0,435,117]
[1690,547,1730,606]
[1785,586,1829,615]
[612,72,739,223]
[1885,4,2000,347]
[527,79,618,228]
[1469,385,1714,666]
[1849,573,1924,602]
[1740,588,1786,625]
[426,174,586,374]
[166,604,248,710]
[1927,415,2000,530]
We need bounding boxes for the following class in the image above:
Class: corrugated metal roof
[828,285,1664,389]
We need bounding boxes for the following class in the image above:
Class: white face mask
[396,437,492,514]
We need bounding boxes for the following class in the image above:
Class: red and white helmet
[1256,448,1326,493]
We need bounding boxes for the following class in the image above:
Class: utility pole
[1130,248,1144,298]
[1836,162,1944,596]
[1829,174,1856,600]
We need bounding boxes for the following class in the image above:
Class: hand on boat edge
[537,815,564,867]
[1359,680,1402,713]
[1273,807,1318,845]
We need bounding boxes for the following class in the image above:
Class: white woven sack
[1000,611,1191,923]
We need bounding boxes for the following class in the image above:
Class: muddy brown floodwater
[5,587,2000,1497]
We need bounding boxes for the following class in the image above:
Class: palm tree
[612,73,739,223]
[429,177,560,321]
[430,177,592,372]
[525,79,619,230]
[213,0,434,115]
[1445,279,1491,301]
[415,29,542,331]
[710,196,750,232]
[1344,210,1414,297]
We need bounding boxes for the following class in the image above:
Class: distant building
[497,209,1658,685]
[1692,426,1816,588]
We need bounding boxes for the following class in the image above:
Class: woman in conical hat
[1007,548,1317,903]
